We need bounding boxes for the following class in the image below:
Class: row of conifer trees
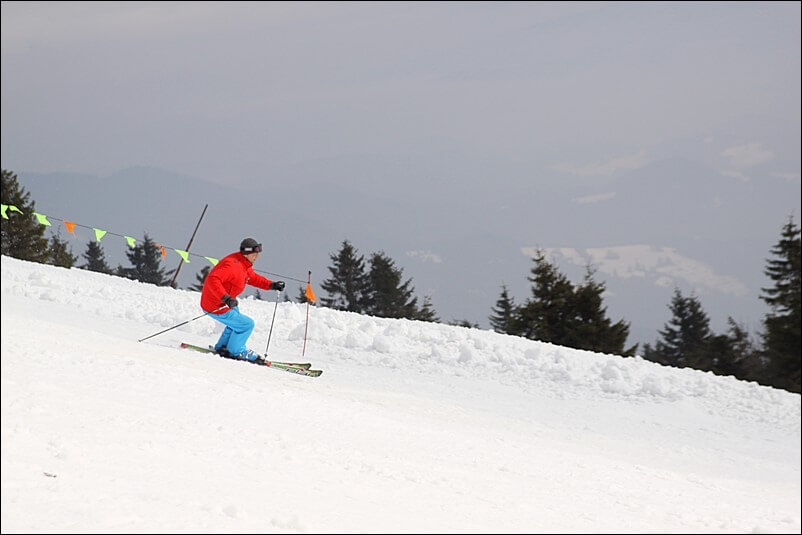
[3,168,799,392]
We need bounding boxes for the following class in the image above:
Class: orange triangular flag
[64,221,76,234]
[305,283,317,303]
[160,245,166,258]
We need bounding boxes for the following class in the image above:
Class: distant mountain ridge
[12,159,801,347]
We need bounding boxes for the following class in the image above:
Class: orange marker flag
[159,245,166,258]
[64,221,76,234]
[305,283,317,303]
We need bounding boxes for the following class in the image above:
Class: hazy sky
[2,1,800,187]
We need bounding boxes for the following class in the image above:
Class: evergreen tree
[489,284,516,334]
[365,251,418,319]
[1,169,50,263]
[759,216,801,393]
[722,317,761,381]
[117,233,169,285]
[297,284,310,304]
[416,295,440,322]
[321,240,370,312]
[164,266,179,289]
[513,249,576,343]
[704,317,759,380]
[511,252,634,354]
[450,319,480,328]
[81,241,113,274]
[189,265,211,291]
[48,232,77,268]
[566,266,636,356]
[642,289,712,369]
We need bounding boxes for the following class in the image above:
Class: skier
[200,237,285,362]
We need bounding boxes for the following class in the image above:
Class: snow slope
[2,255,800,533]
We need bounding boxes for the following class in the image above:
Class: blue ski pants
[210,308,255,357]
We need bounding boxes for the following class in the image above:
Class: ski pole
[264,289,281,355]
[302,271,311,357]
[138,305,224,342]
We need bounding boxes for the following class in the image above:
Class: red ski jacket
[200,252,274,314]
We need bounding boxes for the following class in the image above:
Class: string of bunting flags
[1,203,317,302]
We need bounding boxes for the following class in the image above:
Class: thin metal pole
[169,203,208,288]
[302,271,311,357]
[264,290,281,356]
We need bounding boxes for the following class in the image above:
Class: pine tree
[49,232,77,268]
[566,266,636,355]
[1,169,50,263]
[365,251,418,319]
[642,289,712,369]
[117,234,169,286]
[722,318,760,380]
[189,265,211,291]
[511,252,634,354]
[450,319,480,328]
[489,284,517,334]
[513,249,576,343]
[759,216,801,393]
[416,295,440,322]
[704,317,759,380]
[296,284,310,304]
[80,241,113,274]
[321,240,370,312]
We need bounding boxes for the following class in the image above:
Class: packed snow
[1,255,800,533]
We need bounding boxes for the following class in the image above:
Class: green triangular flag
[125,236,137,248]
[204,257,219,266]
[33,213,51,226]
[175,249,190,263]
[94,228,107,242]
[1,204,25,219]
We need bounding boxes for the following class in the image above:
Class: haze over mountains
[4,3,799,350]
[14,155,800,348]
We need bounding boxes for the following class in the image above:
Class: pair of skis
[179,342,322,377]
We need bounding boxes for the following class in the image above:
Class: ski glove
[272,280,286,292]
[221,294,238,308]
